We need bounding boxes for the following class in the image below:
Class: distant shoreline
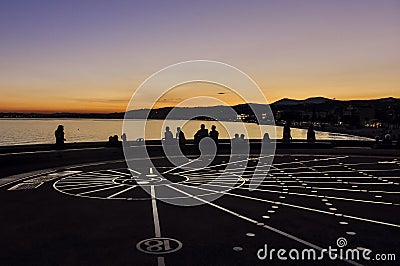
[0,117,378,143]
[315,125,397,140]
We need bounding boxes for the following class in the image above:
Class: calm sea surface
[0,118,371,146]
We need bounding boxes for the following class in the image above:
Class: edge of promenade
[0,139,398,179]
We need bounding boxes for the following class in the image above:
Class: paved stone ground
[0,152,399,265]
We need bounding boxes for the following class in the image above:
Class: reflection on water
[0,118,371,146]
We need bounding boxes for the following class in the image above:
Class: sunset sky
[0,0,399,113]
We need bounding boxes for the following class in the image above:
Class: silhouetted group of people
[374,131,400,148]
[107,135,120,146]
[282,121,316,144]
[164,126,186,146]
[162,122,316,146]
[232,133,247,143]
[54,122,400,152]
[54,121,321,150]
[54,121,318,150]
[164,124,219,147]
[375,131,396,145]
[193,124,219,144]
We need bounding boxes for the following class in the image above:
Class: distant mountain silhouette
[272,97,334,106]
[1,97,399,128]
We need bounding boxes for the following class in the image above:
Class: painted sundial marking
[4,154,400,266]
[53,156,251,201]
[113,168,163,186]
[8,171,82,190]
[136,237,183,255]
[162,154,399,266]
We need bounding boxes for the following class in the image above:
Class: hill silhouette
[1,97,399,129]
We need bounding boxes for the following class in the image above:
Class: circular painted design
[136,237,182,255]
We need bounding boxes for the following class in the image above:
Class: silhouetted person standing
[121,133,127,142]
[231,133,240,152]
[209,125,219,144]
[55,125,65,149]
[282,122,292,143]
[307,124,316,143]
[194,124,208,145]
[176,127,186,146]
[164,126,173,140]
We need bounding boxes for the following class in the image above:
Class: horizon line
[0,96,399,115]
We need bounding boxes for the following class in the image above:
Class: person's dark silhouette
[121,133,127,142]
[209,125,219,144]
[55,125,65,149]
[382,132,392,144]
[263,132,271,143]
[194,124,208,144]
[164,126,173,140]
[282,122,292,143]
[307,124,316,143]
[240,134,245,141]
[176,127,186,146]
[107,135,119,146]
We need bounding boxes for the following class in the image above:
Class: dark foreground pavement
[0,144,399,265]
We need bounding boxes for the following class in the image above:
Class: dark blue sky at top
[0,0,399,111]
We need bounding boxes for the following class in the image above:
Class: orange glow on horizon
[1,75,399,113]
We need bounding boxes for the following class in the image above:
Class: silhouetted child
[55,125,65,149]
[121,133,127,142]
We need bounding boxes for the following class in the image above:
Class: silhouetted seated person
[163,126,174,144]
[382,133,392,145]
[261,132,274,152]
[240,134,249,146]
[232,133,240,143]
[262,132,271,143]
[194,124,208,145]
[107,135,120,147]
[54,125,65,149]
[232,133,248,153]
[176,127,186,148]
[209,125,219,144]
[282,122,292,143]
[307,124,316,143]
